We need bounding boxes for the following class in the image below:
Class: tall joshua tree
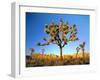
[80,42,85,63]
[76,47,80,59]
[37,18,79,60]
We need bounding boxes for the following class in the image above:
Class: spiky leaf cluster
[37,18,79,48]
[76,47,80,52]
[80,42,85,50]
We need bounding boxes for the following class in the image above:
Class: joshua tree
[29,48,35,60]
[41,48,45,55]
[41,48,45,58]
[79,42,85,63]
[37,18,79,60]
[76,47,80,59]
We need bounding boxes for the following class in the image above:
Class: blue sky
[26,12,90,55]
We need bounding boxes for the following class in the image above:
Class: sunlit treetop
[37,18,79,48]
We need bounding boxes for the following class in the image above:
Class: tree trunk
[60,47,63,60]
[76,52,78,59]
[83,49,85,63]
[42,51,44,59]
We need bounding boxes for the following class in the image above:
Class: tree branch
[62,43,67,48]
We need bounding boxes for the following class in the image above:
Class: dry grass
[26,52,90,67]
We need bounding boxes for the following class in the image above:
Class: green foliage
[30,48,35,53]
[38,18,79,47]
[76,47,80,53]
[80,42,86,49]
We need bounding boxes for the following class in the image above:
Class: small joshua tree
[41,48,45,58]
[79,42,85,63]
[37,18,79,60]
[29,48,35,60]
[76,47,80,59]
[41,48,45,55]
